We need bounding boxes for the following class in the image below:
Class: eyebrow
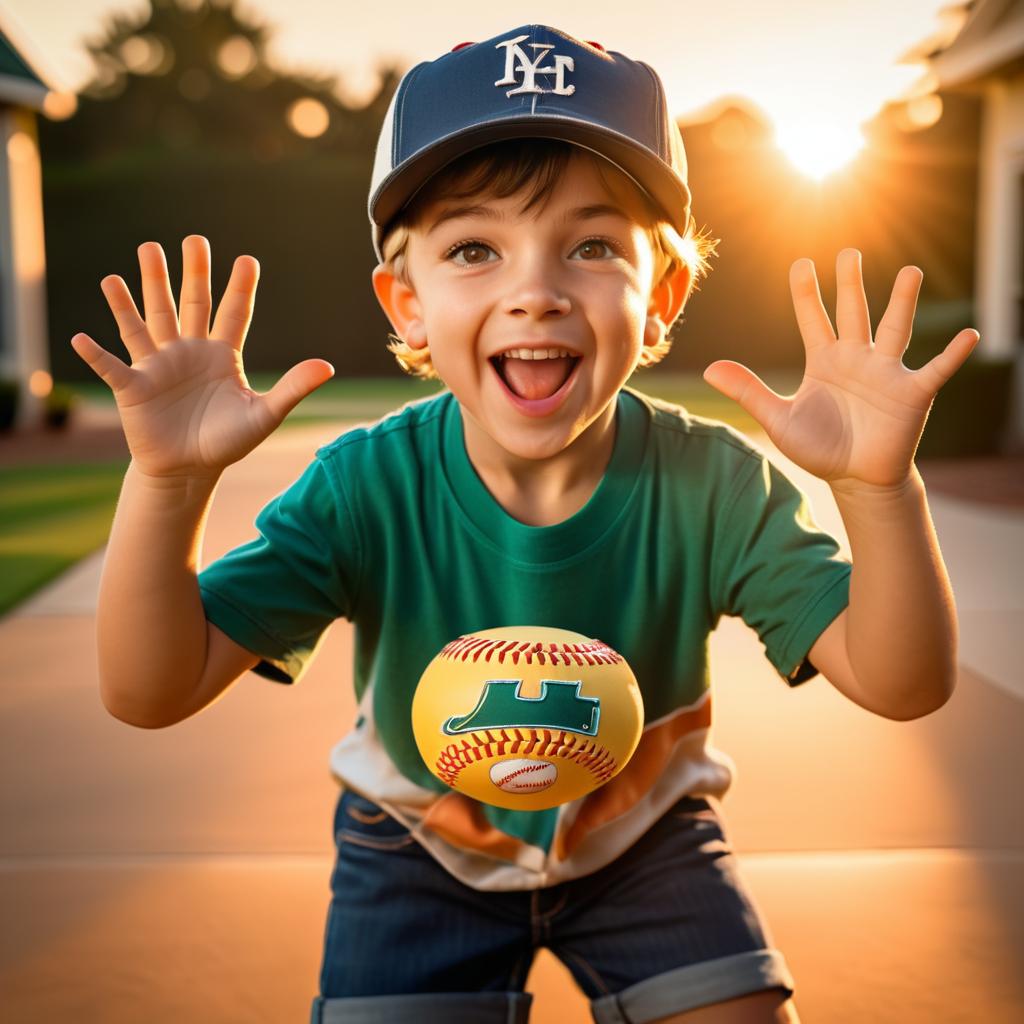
[425,202,630,234]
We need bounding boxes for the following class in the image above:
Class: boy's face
[374,154,687,466]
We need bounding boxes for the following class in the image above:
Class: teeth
[500,348,575,360]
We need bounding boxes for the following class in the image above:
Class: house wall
[975,69,1024,446]
[976,71,1024,356]
[0,106,13,378]
[0,104,49,427]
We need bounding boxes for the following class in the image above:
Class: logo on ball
[442,679,601,736]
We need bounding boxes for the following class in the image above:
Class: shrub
[910,300,1012,457]
[44,383,77,431]
[0,380,18,432]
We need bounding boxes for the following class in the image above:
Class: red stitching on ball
[464,639,487,662]
[438,634,624,666]
[434,725,619,788]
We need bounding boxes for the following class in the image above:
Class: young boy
[71,25,979,1024]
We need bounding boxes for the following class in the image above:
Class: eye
[446,241,497,266]
[570,237,619,261]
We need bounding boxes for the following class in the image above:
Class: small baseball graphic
[490,758,557,793]
[412,626,644,810]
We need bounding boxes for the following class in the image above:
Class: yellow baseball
[412,626,644,810]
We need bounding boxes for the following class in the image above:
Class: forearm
[96,462,220,727]
[831,466,958,718]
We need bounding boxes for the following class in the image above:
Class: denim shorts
[309,789,794,1024]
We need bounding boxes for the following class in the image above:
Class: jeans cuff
[590,949,795,1024]
[310,990,533,1024]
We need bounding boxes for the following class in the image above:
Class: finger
[834,248,871,346]
[789,259,835,351]
[137,241,180,344]
[99,275,157,360]
[211,255,259,351]
[874,266,922,358]
[259,359,335,424]
[703,360,788,437]
[70,333,134,392]
[179,235,212,339]
[917,329,981,394]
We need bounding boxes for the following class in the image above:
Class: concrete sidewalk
[1,420,1022,1023]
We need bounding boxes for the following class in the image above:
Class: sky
[1,0,966,175]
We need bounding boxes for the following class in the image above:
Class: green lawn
[0,461,128,616]
[2,371,787,614]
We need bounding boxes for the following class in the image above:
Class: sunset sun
[774,118,867,181]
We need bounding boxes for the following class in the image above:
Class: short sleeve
[197,454,360,685]
[712,454,851,685]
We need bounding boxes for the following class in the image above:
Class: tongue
[501,357,574,401]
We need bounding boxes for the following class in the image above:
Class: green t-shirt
[198,387,851,889]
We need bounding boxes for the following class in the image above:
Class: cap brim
[370,117,691,252]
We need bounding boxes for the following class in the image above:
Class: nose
[502,254,571,320]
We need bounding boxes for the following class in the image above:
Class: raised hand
[702,248,980,490]
[71,236,334,480]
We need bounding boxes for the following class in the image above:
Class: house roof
[0,16,54,112]
[920,0,1024,88]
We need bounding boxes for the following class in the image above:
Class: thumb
[703,360,787,434]
[261,359,335,423]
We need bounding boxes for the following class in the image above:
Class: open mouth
[490,349,582,402]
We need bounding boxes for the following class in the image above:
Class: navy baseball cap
[368,25,691,259]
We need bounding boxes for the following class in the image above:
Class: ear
[644,263,692,349]
[371,264,428,349]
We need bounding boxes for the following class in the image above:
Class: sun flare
[774,118,867,181]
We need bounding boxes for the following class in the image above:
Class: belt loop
[591,992,629,1024]
[507,991,534,1024]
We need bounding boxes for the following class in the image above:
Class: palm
[705,249,979,489]
[115,338,273,476]
[769,344,932,485]
[72,237,333,479]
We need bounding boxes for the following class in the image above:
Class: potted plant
[0,379,18,432]
[44,383,77,430]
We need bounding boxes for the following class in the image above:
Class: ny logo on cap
[494,34,575,97]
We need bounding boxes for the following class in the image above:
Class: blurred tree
[39,0,396,162]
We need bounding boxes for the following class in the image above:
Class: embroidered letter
[495,35,576,97]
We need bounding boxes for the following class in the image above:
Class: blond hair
[379,140,718,380]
